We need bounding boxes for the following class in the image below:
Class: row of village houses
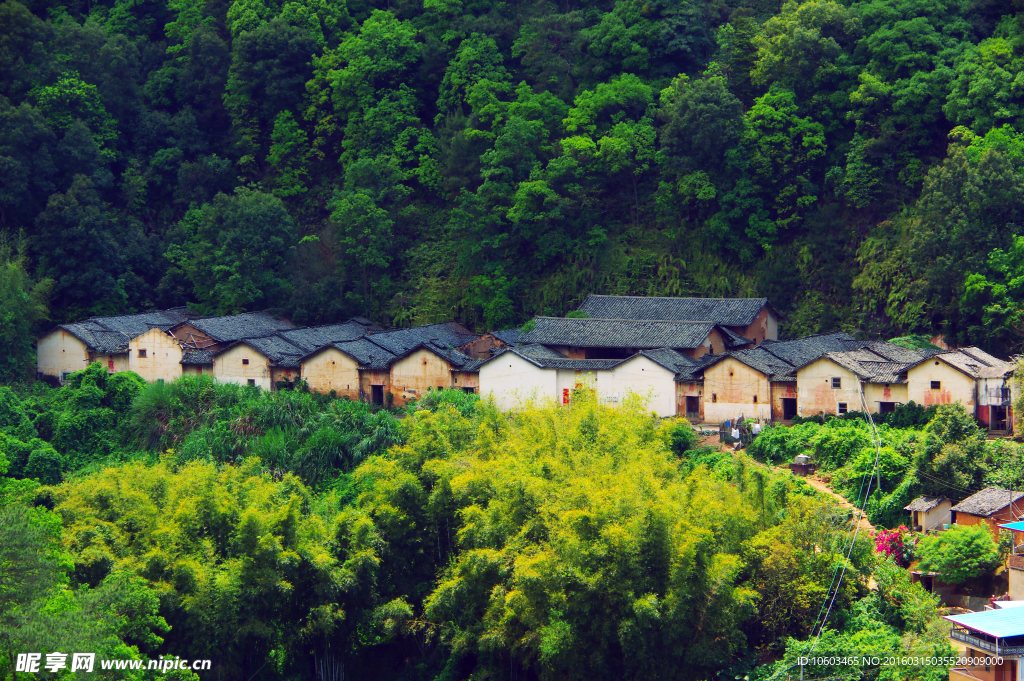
[36,295,1017,430]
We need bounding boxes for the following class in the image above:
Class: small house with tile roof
[37,307,197,383]
[211,334,307,390]
[575,295,780,344]
[518,317,749,360]
[298,337,396,401]
[904,495,953,532]
[951,487,1024,541]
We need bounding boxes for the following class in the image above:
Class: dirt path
[803,475,876,534]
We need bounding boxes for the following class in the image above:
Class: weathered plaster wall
[770,381,797,420]
[37,330,90,380]
[90,353,129,373]
[795,358,861,417]
[688,328,726,359]
[127,328,182,382]
[676,381,703,421]
[480,354,557,410]
[907,361,975,410]
[739,307,779,344]
[270,366,297,388]
[452,371,479,391]
[610,355,676,417]
[213,344,271,390]
[703,357,771,422]
[181,364,209,375]
[917,500,952,531]
[862,382,909,410]
[358,369,390,402]
[390,349,453,405]
[301,347,361,398]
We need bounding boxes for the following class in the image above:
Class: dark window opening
[138,349,147,358]
[242,358,249,365]
[753,395,758,403]
[370,385,384,405]
[247,379,256,386]
[831,377,841,389]
[838,403,848,414]
[712,394,717,403]
[462,387,476,394]
[879,402,896,413]
[781,398,797,420]
[930,380,941,390]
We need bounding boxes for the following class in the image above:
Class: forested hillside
[2,0,1024,361]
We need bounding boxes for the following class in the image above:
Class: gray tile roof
[904,496,949,512]
[576,295,773,327]
[951,487,1024,517]
[635,347,696,375]
[178,312,296,343]
[217,335,307,368]
[519,317,721,350]
[721,346,800,382]
[325,338,397,370]
[367,322,479,355]
[278,322,370,353]
[54,308,197,354]
[481,345,625,371]
[904,347,1014,379]
[758,332,858,366]
[490,328,522,345]
[180,350,214,365]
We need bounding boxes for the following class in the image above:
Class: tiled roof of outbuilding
[519,317,721,350]
[490,328,522,346]
[180,350,214,365]
[576,295,773,327]
[951,487,1024,517]
[904,496,948,512]
[177,312,296,343]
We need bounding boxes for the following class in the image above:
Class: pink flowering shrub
[874,526,913,566]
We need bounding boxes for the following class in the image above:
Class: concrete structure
[945,608,1024,681]
[904,496,952,532]
[952,488,1024,541]
[978,364,1015,433]
[575,295,780,344]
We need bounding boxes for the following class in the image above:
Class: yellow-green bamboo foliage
[46,457,358,676]
[369,393,761,680]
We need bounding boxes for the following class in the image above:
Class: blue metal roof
[945,608,1024,638]
[999,521,1024,533]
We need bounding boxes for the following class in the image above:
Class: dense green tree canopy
[0,0,1022,353]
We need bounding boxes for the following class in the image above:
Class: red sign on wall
[563,388,570,405]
